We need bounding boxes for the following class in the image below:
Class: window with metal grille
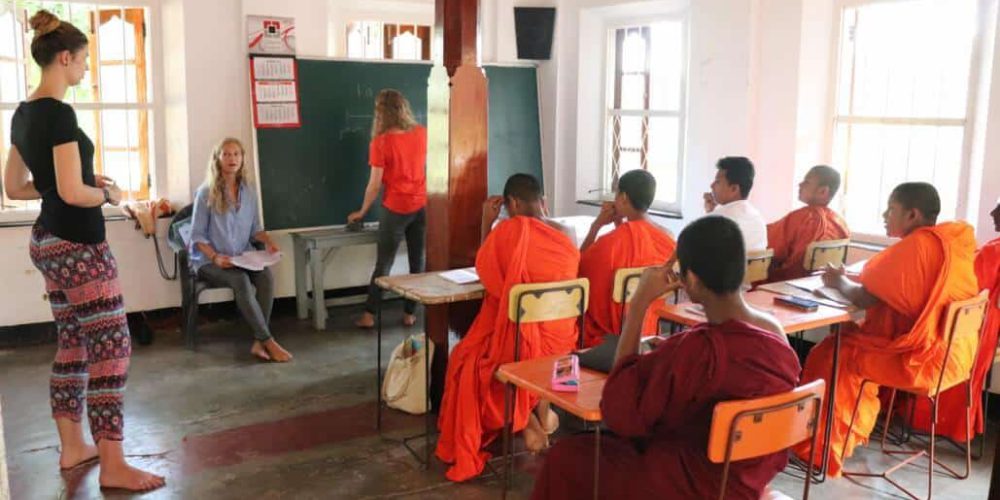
[0,2,153,214]
[346,21,431,61]
[605,21,686,211]
[830,0,980,236]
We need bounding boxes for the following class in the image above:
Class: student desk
[496,355,606,499]
[291,225,380,330]
[656,289,853,482]
[373,269,485,467]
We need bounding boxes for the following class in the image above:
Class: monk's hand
[483,195,503,224]
[703,192,717,213]
[594,202,617,228]
[821,263,847,289]
[633,265,679,307]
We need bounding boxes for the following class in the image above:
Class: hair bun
[29,10,61,38]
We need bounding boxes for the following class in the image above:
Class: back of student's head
[891,182,941,223]
[617,170,656,212]
[372,89,417,137]
[28,10,88,67]
[716,156,755,199]
[503,173,543,203]
[809,165,841,198]
[676,216,746,294]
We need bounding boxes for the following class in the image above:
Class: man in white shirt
[703,156,767,251]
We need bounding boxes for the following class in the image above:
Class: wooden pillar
[425,0,489,405]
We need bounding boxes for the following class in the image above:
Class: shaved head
[890,182,940,223]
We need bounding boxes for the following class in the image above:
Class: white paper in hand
[231,250,282,271]
[439,268,479,284]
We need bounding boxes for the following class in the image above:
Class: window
[346,21,431,61]
[830,0,979,236]
[604,21,686,211]
[0,1,153,214]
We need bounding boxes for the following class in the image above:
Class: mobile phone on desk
[774,295,820,312]
[551,355,580,392]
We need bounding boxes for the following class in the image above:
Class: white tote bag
[382,333,435,415]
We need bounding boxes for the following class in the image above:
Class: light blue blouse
[188,183,262,271]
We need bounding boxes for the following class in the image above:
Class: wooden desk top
[496,355,605,422]
[375,268,485,305]
[656,289,852,333]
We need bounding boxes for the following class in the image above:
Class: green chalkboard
[255,59,542,231]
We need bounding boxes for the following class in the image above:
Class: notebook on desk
[575,335,658,374]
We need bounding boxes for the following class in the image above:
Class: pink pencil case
[551,355,580,392]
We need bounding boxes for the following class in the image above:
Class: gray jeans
[365,207,426,315]
[198,265,275,341]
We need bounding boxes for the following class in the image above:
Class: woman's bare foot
[523,413,549,453]
[402,313,417,327]
[262,338,293,362]
[59,443,99,470]
[250,341,271,362]
[99,463,166,492]
[355,312,375,329]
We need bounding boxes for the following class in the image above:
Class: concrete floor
[1,301,995,499]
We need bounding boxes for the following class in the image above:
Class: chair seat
[871,373,972,399]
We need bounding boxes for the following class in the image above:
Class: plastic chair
[842,291,989,499]
[803,239,850,272]
[708,379,826,500]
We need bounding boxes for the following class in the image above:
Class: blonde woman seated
[189,138,292,362]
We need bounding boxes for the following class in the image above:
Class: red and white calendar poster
[250,56,301,128]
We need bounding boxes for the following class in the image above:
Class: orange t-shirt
[369,125,427,214]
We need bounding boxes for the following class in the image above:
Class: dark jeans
[198,265,275,341]
[365,207,426,315]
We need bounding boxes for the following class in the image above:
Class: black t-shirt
[12,98,104,244]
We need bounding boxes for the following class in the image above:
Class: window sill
[848,233,896,251]
[576,200,683,220]
[0,207,127,229]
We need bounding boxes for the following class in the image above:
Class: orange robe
[793,222,978,476]
[435,216,581,482]
[766,206,850,282]
[579,219,676,347]
[914,238,1000,441]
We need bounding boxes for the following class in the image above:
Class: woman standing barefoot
[2,10,164,491]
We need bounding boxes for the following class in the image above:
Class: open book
[784,275,852,306]
[230,250,282,271]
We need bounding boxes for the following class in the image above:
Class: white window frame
[599,16,688,215]
[0,1,163,224]
[825,0,988,245]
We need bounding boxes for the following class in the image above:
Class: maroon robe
[532,320,801,499]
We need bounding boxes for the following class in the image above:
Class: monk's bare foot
[250,341,271,362]
[523,413,549,453]
[402,313,417,327]
[355,312,375,329]
[540,407,559,435]
[263,338,293,362]
[59,443,99,470]
[99,463,165,492]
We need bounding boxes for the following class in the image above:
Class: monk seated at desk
[792,182,978,476]
[532,215,801,499]
[578,170,676,347]
[435,173,580,482]
[766,165,850,282]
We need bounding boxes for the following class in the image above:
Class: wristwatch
[102,188,112,205]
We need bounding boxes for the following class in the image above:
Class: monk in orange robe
[579,170,676,347]
[914,198,1000,442]
[766,165,850,282]
[793,182,979,477]
[533,216,800,499]
[435,173,580,482]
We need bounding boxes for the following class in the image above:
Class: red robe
[793,222,979,476]
[766,206,850,282]
[912,238,1000,441]
[531,320,801,499]
[579,219,676,347]
[435,216,581,482]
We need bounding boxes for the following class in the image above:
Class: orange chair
[708,379,826,500]
[842,291,990,499]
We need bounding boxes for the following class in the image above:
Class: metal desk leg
[376,290,383,431]
[502,382,513,498]
[309,247,326,330]
[293,237,309,320]
[593,425,601,500]
[818,323,842,483]
[425,321,431,469]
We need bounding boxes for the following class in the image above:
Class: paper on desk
[784,276,852,306]
[757,281,851,309]
[440,268,479,284]
[231,250,282,271]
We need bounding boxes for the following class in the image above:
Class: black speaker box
[514,7,556,60]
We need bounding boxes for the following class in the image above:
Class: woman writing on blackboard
[349,89,427,329]
[189,138,291,362]
[2,10,164,491]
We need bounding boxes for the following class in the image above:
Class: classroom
[1,0,999,498]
